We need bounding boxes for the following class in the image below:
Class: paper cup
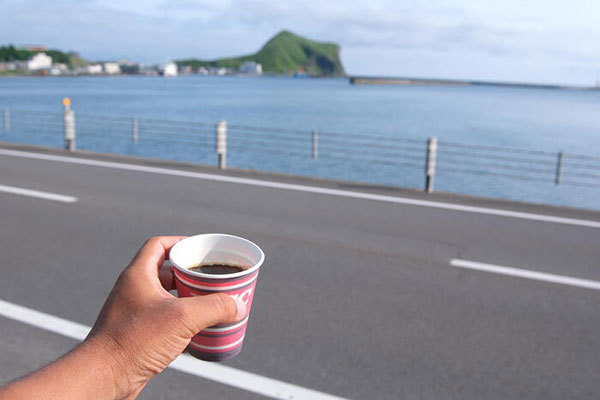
[169,234,265,361]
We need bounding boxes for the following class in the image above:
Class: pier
[349,75,598,90]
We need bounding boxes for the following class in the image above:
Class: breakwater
[349,76,597,91]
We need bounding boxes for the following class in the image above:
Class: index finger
[129,236,187,275]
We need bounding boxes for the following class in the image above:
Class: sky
[1,0,600,85]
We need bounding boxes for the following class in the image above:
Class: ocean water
[0,75,599,210]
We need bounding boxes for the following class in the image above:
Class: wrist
[0,334,131,400]
[78,333,133,400]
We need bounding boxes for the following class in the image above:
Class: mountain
[176,30,345,76]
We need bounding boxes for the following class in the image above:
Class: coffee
[189,263,247,275]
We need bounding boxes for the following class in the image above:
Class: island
[176,30,345,77]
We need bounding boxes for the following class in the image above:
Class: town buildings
[0,52,52,72]
[239,61,263,75]
[103,63,121,75]
[26,52,52,70]
[86,64,103,74]
[1,49,265,78]
[161,62,178,77]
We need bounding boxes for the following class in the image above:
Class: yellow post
[62,98,76,151]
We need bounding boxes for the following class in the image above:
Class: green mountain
[176,30,345,76]
[0,45,88,67]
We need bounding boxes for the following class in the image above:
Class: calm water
[1,75,599,210]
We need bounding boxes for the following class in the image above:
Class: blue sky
[1,0,599,85]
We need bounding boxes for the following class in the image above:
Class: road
[0,143,599,400]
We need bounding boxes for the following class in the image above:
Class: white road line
[1,148,599,229]
[450,259,600,291]
[0,183,77,203]
[0,299,89,340]
[0,299,348,400]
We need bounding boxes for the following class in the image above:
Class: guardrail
[2,105,599,192]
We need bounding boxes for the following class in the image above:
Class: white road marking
[1,148,599,229]
[0,299,89,340]
[0,183,77,203]
[0,299,348,400]
[450,259,600,291]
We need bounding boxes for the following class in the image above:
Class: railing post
[425,137,437,193]
[132,117,139,142]
[62,98,76,151]
[216,120,227,169]
[3,108,9,132]
[312,129,319,159]
[555,151,563,185]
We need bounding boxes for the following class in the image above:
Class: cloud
[134,0,600,64]
[1,0,599,83]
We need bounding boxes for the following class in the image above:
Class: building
[1,61,24,70]
[239,61,263,75]
[138,64,159,76]
[86,64,103,74]
[161,62,178,77]
[210,67,227,76]
[118,59,140,74]
[49,63,69,76]
[103,63,121,75]
[27,53,52,70]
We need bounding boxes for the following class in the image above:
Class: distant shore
[349,76,599,91]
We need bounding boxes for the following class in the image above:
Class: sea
[0,75,599,211]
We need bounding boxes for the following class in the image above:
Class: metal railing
[2,106,599,192]
[436,141,600,188]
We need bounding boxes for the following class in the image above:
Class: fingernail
[232,296,246,320]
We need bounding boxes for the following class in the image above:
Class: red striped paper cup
[169,234,265,361]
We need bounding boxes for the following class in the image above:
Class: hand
[87,236,246,399]
[1,236,244,400]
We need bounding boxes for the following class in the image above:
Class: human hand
[86,236,246,399]
[0,236,243,400]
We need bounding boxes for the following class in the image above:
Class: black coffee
[189,263,247,275]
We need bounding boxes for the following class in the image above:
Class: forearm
[0,336,124,400]
[0,236,240,400]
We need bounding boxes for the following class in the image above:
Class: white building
[103,62,121,75]
[239,61,263,75]
[27,53,52,70]
[161,62,178,77]
[50,63,69,76]
[86,64,103,74]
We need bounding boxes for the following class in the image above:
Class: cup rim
[169,233,265,280]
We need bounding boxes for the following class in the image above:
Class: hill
[176,30,345,76]
[0,45,88,67]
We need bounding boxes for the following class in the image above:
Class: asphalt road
[1,144,599,400]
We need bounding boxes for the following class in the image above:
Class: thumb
[178,293,245,334]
